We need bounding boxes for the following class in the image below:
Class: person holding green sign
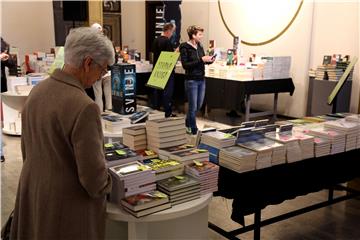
[151,23,177,117]
[179,25,214,135]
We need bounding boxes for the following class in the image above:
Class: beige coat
[10,69,112,240]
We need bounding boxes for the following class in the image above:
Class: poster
[147,51,179,90]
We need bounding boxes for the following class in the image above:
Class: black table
[205,77,295,121]
[209,149,360,240]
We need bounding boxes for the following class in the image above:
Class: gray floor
[2,111,360,239]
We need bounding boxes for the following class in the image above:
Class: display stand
[106,193,212,240]
[1,92,29,136]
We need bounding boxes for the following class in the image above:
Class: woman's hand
[0,53,9,61]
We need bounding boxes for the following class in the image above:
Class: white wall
[121,0,146,57]
[309,2,359,113]
[0,1,55,62]
[180,0,209,46]
[208,1,315,118]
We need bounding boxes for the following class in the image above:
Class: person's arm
[180,46,202,70]
[71,103,112,199]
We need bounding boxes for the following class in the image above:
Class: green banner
[328,56,358,105]
[147,51,179,90]
[48,47,65,74]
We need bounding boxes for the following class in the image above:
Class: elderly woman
[10,27,114,240]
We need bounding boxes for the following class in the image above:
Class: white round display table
[1,92,29,136]
[106,193,212,240]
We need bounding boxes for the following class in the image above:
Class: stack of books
[294,133,315,159]
[315,65,343,81]
[104,142,142,167]
[200,131,236,148]
[237,141,272,169]
[157,144,195,160]
[265,131,303,163]
[261,138,287,165]
[168,148,209,165]
[102,114,131,132]
[146,117,187,152]
[123,125,147,151]
[185,161,219,195]
[324,119,360,151]
[148,110,166,120]
[308,127,346,155]
[313,137,331,157]
[157,175,201,205]
[219,146,256,173]
[142,158,184,181]
[109,161,156,202]
[121,190,171,218]
[345,115,360,148]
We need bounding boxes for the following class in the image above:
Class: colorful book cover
[121,190,169,211]
[157,175,199,191]
[142,159,183,172]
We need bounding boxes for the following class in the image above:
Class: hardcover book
[121,190,169,212]
[157,175,199,192]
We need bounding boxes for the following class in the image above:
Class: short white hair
[64,27,115,68]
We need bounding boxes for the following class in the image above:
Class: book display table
[106,193,212,240]
[205,76,295,121]
[210,149,360,240]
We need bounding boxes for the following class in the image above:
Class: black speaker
[63,1,88,22]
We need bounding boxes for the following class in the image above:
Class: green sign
[48,47,65,74]
[147,51,179,90]
[328,56,358,105]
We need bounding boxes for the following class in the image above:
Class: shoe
[1,156,5,162]
[186,127,192,134]
[165,113,177,118]
[226,110,241,118]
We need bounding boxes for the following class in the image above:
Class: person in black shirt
[151,23,176,117]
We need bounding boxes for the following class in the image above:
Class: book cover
[157,175,199,192]
[142,158,183,173]
[185,161,219,176]
[111,63,137,115]
[121,190,169,212]
[158,144,195,156]
[169,148,209,161]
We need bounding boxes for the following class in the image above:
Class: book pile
[123,125,147,151]
[265,131,303,163]
[142,158,184,181]
[157,175,201,205]
[315,65,343,81]
[237,141,272,169]
[324,119,360,151]
[121,190,171,218]
[148,110,166,120]
[168,148,209,165]
[146,117,187,152]
[197,143,220,164]
[109,161,156,201]
[308,127,346,154]
[104,142,142,167]
[185,161,219,195]
[201,131,236,148]
[261,138,287,165]
[102,114,131,132]
[313,137,331,157]
[294,133,315,159]
[219,146,256,173]
[345,115,360,148]
[158,144,195,160]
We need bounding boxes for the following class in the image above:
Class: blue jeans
[185,80,205,134]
